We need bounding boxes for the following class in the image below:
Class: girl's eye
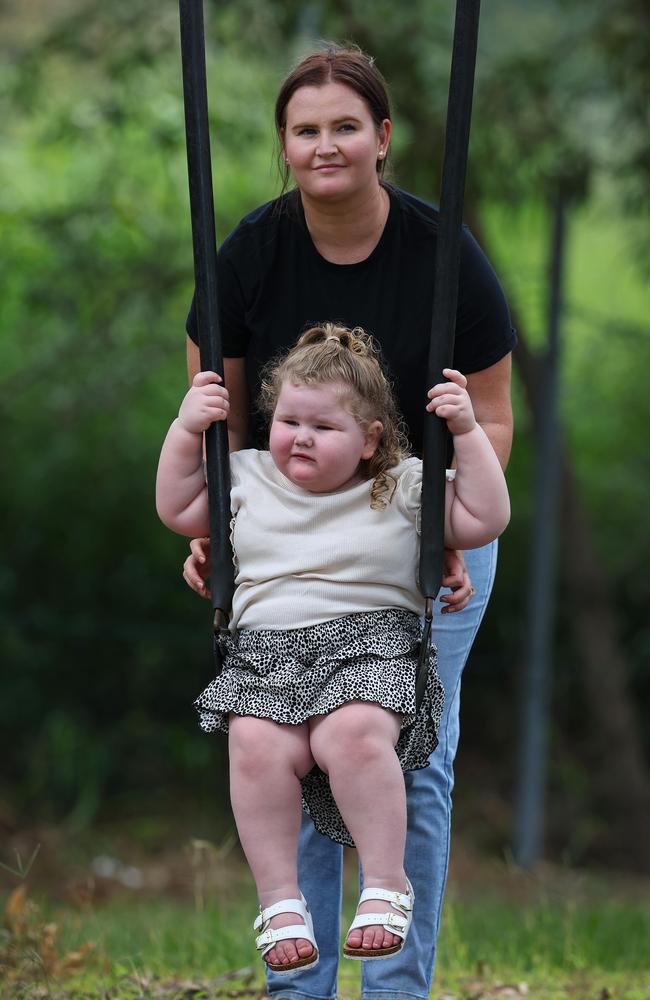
[316,425,333,431]
[338,123,356,132]
[297,127,317,136]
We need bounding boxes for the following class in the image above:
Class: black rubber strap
[178,0,234,649]
[418,0,481,599]
[417,0,481,710]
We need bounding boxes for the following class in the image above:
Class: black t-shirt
[187,186,516,456]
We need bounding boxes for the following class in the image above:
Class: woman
[184,45,515,1000]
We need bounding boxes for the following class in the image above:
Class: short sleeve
[393,458,424,535]
[228,449,248,495]
[453,227,517,374]
[186,251,250,357]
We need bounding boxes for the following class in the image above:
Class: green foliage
[0,0,279,821]
[1,0,648,861]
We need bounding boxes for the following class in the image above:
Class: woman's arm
[156,372,229,538]
[465,354,513,471]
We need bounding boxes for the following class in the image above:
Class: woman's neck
[300,184,390,265]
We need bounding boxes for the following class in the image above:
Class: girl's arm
[156,371,229,538]
[427,369,510,550]
[186,337,249,452]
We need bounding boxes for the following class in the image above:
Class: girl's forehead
[274,377,373,425]
[277,379,351,407]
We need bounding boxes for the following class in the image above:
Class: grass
[436,894,650,999]
[2,857,650,999]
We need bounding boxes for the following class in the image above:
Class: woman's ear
[362,421,384,460]
[378,119,392,156]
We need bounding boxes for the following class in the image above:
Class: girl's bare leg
[228,715,315,968]
[309,702,407,952]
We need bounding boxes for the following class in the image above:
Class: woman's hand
[178,372,229,434]
[183,536,212,600]
[426,369,476,436]
[439,548,474,614]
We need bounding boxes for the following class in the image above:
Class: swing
[177,1,482,705]
[178,0,234,668]
[417,0,481,707]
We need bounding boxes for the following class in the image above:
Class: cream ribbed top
[229,450,428,631]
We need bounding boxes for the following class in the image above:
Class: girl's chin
[285,467,330,491]
[283,462,318,483]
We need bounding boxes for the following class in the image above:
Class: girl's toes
[296,937,315,959]
[377,928,390,949]
[271,942,287,965]
[383,930,399,949]
[346,928,364,950]
[362,925,378,950]
[265,946,279,966]
[373,926,388,950]
[276,940,298,965]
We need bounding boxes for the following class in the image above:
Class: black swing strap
[178,0,234,661]
[416,0,481,710]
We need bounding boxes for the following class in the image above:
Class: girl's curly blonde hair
[258,323,411,509]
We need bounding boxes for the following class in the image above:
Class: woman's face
[281,82,391,205]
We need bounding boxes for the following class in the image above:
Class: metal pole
[513,189,567,867]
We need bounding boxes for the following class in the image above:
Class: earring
[378,150,385,159]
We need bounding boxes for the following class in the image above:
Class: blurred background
[1,0,649,880]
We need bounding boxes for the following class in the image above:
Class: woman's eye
[297,127,317,136]
[338,123,356,132]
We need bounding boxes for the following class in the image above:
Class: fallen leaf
[39,921,59,974]
[3,884,27,935]
[61,940,95,971]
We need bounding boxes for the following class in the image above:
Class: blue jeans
[266,541,498,1000]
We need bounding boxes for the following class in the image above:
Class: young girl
[156,324,509,973]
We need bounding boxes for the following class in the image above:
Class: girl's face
[269,379,383,494]
[281,82,391,205]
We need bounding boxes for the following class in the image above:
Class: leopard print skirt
[194,608,444,846]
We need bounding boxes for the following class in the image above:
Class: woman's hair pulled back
[275,44,392,192]
[259,323,410,509]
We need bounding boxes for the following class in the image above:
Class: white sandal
[253,893,319,975]
[343,879,414,960]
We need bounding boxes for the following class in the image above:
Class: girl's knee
[229,715,312,777]
[310,703,401,771]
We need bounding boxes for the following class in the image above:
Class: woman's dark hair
[275,44,392,194]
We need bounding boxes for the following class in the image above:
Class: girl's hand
[426,369,476,436]
[178,372,229,434]
[183,536,212,599]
